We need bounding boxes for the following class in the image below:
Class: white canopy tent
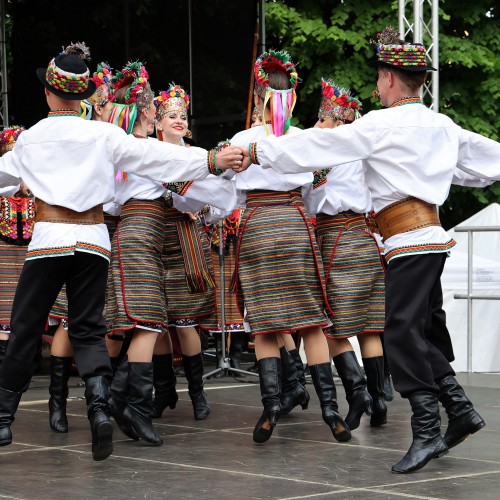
[442,203,500,372]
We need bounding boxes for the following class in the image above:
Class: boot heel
[300,391,310,410]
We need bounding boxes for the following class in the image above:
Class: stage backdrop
[7,0,257,148]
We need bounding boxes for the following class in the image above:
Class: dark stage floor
[0,364,498,500]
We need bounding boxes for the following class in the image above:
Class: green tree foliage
[264,0,499,227]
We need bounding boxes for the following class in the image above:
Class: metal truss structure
[398,0,440,112]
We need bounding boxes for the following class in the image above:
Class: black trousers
[384,253,455,397]
[0,252,112,392]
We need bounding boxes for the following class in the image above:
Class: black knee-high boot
[288,348,306,386]
[279,347,309,416]
[150,354,178,418]
[182,354,210,420]
[84,375,113,461]
[391,391,448,473]
[363,356,388,427]
[333,351,372,430]
[229,331,247,373]
[0,386,22,446]
[122,362,163,445]
[48,356,73,433]
[253,357,281,443]
[109,357,139,441]
[309,363,351,442]
[437,375,485,449]
[0,339,8,368]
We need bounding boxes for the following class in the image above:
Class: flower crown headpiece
[87,62,114,106]
[0,125,25,156]
[111,61,154,111]
[254,49,299,94]
[318,79,362,122]
[154,83,190,122]
[254,50,299,137]
[45,42,91,95]
[369,26,429,69]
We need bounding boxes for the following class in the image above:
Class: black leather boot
[363,356,388,427]
[288,348,306,386]
[182,353,210,420]
[84,375,113,461]
[109,358,139,441]
[229,331,246,374]
[309,363,351,442]
[384,372,394,402]
[391,391,448,473]
[48,356,73,433]
[279,347,310,416]
[150,354,178,418]
[0,339,8,368]
[0,386,22,446]
[122,362,163,445]
[253,357,281,443]
[333,351,372,430]
[437,375,485,449]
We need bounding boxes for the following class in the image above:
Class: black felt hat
[36,43,96,100]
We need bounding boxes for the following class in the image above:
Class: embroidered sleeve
[312,168,331,189]
[162,181,194,196]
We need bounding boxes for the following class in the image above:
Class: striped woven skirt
[209,236,244,333]
[315,212,385,339]
[162,207,216,330]
[0,240,27,332]
[49,215,120,324]
[105,198,216,336]
[233,190,329,335]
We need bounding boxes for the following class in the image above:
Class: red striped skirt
[233,190,329,335]
[315,211,385,339]
[0,241,27,332]
[105,198,216,336]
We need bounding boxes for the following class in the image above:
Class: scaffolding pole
[0,1,9,127]
[398,0,439,112]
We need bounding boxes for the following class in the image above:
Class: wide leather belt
[374,197,440,241]
[36,199,104,224]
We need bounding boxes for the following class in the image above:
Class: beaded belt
[36,199,104,225]
[374,197,440,241]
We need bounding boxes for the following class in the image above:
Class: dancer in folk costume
[46,62,120,435]
[0,43,243,460]
[240,28,499,472]
[149,83,238,419]
[105,73,239,444]
[0,127,33,367]
[228,50,351,444]
[303,79,387,431]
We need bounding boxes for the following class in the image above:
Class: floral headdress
[87,62,114,106]
[108,61,153,134]
[254,50,299,137]
[111,61,153,111]
[154,83,190,122]
[368,26,435,72]
[318,79,362,122]
[0,125,25,156]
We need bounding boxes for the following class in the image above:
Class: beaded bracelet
[207,148,224,176]
[248,142,259,165]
